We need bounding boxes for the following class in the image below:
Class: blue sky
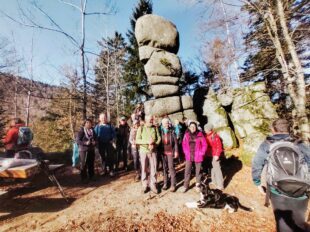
[0,0,243,86]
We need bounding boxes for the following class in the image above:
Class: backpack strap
[264,185,271,207]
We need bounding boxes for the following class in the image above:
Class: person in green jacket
[135,115,161,194]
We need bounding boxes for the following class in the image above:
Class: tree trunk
[26,91,31,126]
[81,0,87,120]
[276,0,309,142]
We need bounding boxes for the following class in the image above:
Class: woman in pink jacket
[181,121,207,193]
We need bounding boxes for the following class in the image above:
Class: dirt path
[0,164,281,232]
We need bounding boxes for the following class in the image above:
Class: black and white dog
[186,179,253,213]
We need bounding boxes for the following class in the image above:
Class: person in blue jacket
[252,119,310,232]
[94,113,116,177]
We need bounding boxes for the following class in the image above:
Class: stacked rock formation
[135,14,197,122]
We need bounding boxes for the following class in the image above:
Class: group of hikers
[2,109,310,232]
[76,111,224,194]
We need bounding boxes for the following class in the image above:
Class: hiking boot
[195,183,201,193]
[150,186,158,194]
[134,174,140,182]
[170,186,176,192]
[162,184,168,191]
[180,186,189,193]
[143,187,149,194]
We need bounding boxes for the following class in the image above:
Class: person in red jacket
[204,123,224,190]
[2,118,24,158]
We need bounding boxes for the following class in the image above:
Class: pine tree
[93,32,126,122]
[123,0,153,115]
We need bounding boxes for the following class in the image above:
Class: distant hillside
[0,73,63,125]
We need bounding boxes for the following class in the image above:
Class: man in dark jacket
[252,119,310,232]
[77,119,96,182]
[116,116,130,171]
[94,113,116,177]
[160,118,179,192]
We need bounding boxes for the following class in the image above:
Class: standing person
[160,118,179,192]
[136,115,161,194]
[94,113,116,177]
[129,120,140,182]
[252,119,310,232]
[116,116,130,171]
[77,119,96,182]
[182,121,207,193]
[2,118,25,158]
[204,123,224,190]
[174,119,184,163]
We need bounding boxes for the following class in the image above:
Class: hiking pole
[37,159,69,203]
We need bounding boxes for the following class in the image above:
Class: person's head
[174,119,179,125]
[188,121,198,133]
[99,113,108,124]
[84,119,93,129]
[10,118,22,127]
[120,116,127,125]
[271,119,290,134]
[145,115,153,127]
[204,123,214,134]
[162,118,170,129]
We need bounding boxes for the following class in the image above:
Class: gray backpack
[266,138,310,198]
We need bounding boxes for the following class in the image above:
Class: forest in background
[0,0,309,153]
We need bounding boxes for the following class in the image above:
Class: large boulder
[135,14,179,53]
[138,46,161,63]
[241,132,266,164]
[183,109,197,121]
[231,82,278,139]
[144,51,182,77]
[203,91,229,128]
[148,75,179,85]
[217,89,233,107]
[144,96,182,116]
[151,84,179,98]
[181,95,193,110]
[215,127,238,149]
[168,112,184,122]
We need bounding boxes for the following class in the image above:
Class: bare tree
[240,0,309,142]
[1,0,115,120]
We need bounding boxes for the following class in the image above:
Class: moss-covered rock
[241,132,267,164]
[215,126,238,149]
[203,90,229,128]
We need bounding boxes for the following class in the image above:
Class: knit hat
[204,123,214,132]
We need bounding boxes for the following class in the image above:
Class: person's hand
[149,137,154,145]
[257,185,266,195]
[213,156,219,161]
[148,144,154,151]
[174,152,179,159]
[85,141,91,146]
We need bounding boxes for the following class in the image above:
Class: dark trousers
[184,161,202,188]
[5,150,15,158]
[117,142,128,169]
[98,142,114,170]
[131,146,140,172]
[79,149,95,180]
[270,193,309,232]
[162,154,176,187]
